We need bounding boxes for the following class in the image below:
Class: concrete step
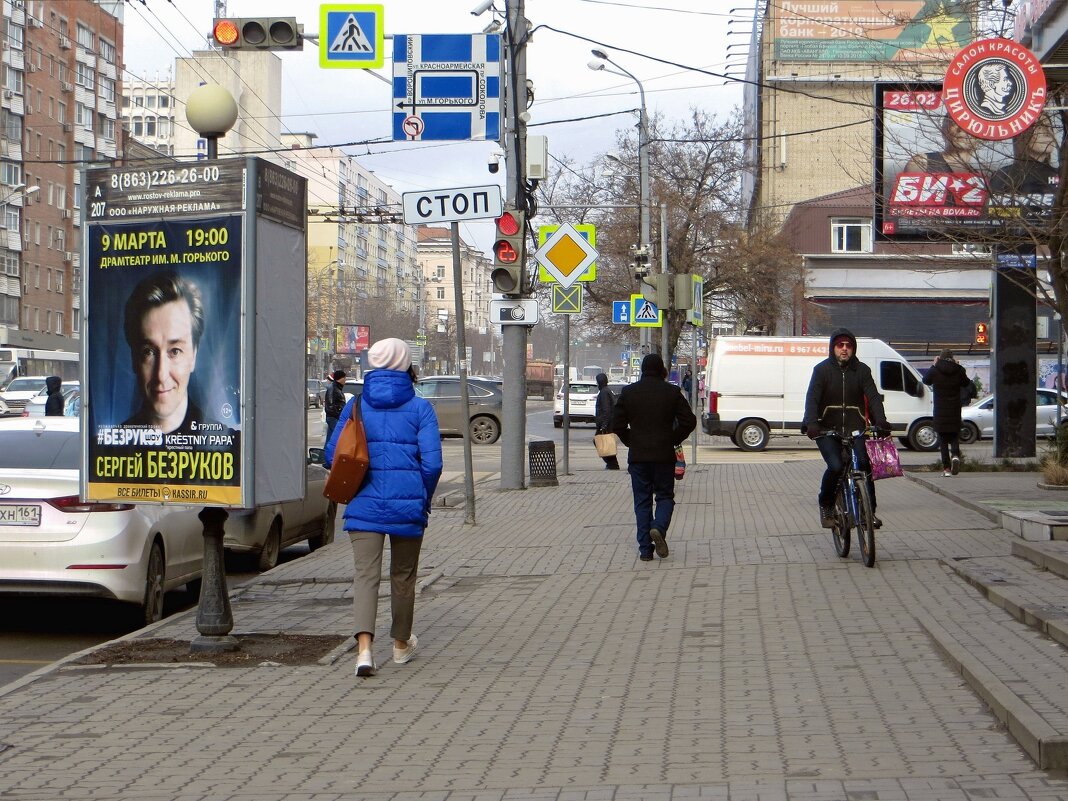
[946,555,1068,648]
[1013,538,1068,580]
[915,560,1068,770]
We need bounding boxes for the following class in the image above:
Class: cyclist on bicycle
[803,328,891,529]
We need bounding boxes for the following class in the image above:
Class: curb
[916,609,1068,770]
[903,470,1001,524]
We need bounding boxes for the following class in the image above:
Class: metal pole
[691,326,698,466]
[636,73,651,356]
[499,0,528,490]
[451,223,476,524]
[562,315,570,475]
[660,202,669,367]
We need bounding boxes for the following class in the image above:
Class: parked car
[0,416,204,625]
[0,376,50,417]
[22,381,80,417]
[959,389,1066,443]
[554,379,600,427]
[415,375,502,444]
[306,379,324,409]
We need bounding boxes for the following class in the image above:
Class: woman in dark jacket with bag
[594,373,620,470]
[923,349,972,476]
[326,338,442,678]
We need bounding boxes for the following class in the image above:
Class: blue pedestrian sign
[320,5,384,69]
[392,34,503,141]
[612,301,631,324]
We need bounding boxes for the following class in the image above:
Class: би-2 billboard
[773,1,972,62]
[874,82,1062,241]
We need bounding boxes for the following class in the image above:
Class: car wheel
[958,421,980,445]
[140,541,166,627]
[308,501,337,552]
[553,418,562,428]
[736,419,770,451]
[470,415,501,445]
[257,518,282,571]
[908,419,939,452]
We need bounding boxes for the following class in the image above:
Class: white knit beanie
[367,337,411,371]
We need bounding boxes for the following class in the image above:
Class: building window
[1,162,22,186]
[99,38,116,63]
[830,218,872,253]
[76,23,94,52]
[145,116,156,136]
[436,287,445,300]
[76,63,95,91]
[436,265,446,279]
[132,116,143,136]
[55,311,63,335]
[101,77,115,103]
[55,270,63,293]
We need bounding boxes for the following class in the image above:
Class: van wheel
[736,419,769,451]
[907,419,939,452]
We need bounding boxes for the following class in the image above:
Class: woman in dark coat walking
[923,350,973,476]
[594,373,620,470]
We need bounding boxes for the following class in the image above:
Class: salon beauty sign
[943,37,1046,141]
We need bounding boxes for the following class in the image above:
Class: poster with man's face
[875,83,1063,241]
[85,215,243,505]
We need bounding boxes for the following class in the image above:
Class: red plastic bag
[865,437,902,480]
[674,446,686,480]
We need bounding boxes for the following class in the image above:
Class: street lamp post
[589,49,652,352]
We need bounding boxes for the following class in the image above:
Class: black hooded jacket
[803,328,888,435]
[44,376,64,417]
[923,357,972,433]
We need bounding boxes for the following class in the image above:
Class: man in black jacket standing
[803,328,891,529]
[612,354,696,561]
[923,349,973,476]
[324,369,347,444]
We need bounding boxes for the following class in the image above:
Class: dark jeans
[628,462,676,557]
[938,431,961,468]
[816,434,876,512]
[325,415,340,446]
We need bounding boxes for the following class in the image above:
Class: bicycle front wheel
[832,482,851,558]
[855,477,876,567]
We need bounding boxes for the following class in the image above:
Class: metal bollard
[527,440,558,487]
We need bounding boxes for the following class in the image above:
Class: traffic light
[490,208,526,296]
[975,321,989,345]
[212,17,304,51]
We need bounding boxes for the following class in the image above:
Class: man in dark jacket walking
[44,376,64,416]
[324,370,347,444]
[612,354,696,561]
[803,328,891,529]
[594,373,620,470]
[923,349,973,476]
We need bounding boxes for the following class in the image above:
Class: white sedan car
[0,417,203,625]
[959,389,1066,443]
[553,380,601,427]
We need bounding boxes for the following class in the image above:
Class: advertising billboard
[335,324,370,355]
[85,215,244,505]
[874,82,1062,241]
[773,1,972,62]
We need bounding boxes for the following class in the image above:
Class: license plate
[0,504,41,526]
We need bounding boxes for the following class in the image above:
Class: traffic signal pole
[500,0,528,490]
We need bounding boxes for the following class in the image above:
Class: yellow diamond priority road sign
[534,223,598,289]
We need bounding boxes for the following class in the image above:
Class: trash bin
[528,440,558,487]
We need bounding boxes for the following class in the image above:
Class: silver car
[959,389,1066,443]
[415,376,502,444]
[0,417,204,625]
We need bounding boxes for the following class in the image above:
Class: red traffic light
[975,322,989,345]
[212,19,240,46]
[494,241,519,263]
[496,211,520,236]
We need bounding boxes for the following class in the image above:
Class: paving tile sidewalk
[1,456,1068,800]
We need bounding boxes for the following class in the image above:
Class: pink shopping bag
[865,437,902,480]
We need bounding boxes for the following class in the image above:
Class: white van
[701,337,936,452]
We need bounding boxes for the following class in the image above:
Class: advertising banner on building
[874,82,1062,241]
[773,1,972,62]
[84,215,244,505]
[335,324,370,355]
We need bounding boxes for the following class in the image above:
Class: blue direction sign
[612,301,631,324]
[320,5,384,69]
[392,34,502,141]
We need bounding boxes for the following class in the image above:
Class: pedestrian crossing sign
[320,5,385,69]
[630,294,662,328]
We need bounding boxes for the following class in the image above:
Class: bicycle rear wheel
[855,477,876,567]
[832,483,851,557]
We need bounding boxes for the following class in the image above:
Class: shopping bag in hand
[864,436,902,480]
[674,446,686,480]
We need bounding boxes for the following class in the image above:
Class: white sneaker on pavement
[394,634,419,664]
[355,649,376,677]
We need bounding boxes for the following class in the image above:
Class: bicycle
[824,428,877,568]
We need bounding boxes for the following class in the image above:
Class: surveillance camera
[471,0,495,15]
[487,149,504,174]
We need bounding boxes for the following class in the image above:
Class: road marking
[0,659,53,665]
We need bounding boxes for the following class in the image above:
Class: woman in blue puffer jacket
[325,338,442,678]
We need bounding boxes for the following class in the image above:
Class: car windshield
[569,384,598,394]
[5,378,47,393]
[0,430,80,469]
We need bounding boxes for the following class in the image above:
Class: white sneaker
[394,634,418,664]
[951,456,960,476]
[355,649,376,677]
[942,470,952,477]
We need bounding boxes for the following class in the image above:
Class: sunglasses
[834,341,853,349]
